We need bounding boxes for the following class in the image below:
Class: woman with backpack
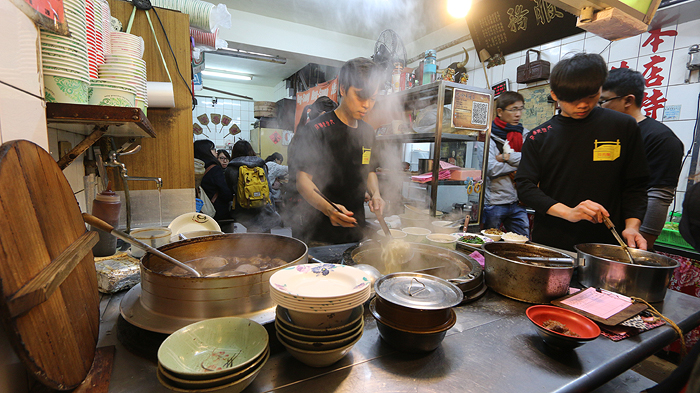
[225,140,282,233]
[194,139,233,222]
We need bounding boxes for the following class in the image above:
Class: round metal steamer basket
[575,243,679,303]
[482,243,575,304]
[139,233,308,320]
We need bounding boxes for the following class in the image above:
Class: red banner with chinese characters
[11,0,68,35]
[294,78,338,132]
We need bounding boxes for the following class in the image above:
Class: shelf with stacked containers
[374,80,493,227]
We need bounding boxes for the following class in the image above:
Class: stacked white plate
[269,263,371,329]
[91,32,147,110]
[40,0,90,104]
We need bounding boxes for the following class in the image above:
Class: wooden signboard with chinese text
[467,0,583,58]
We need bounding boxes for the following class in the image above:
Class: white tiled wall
[435,18,700,209]
[192,96,255,150]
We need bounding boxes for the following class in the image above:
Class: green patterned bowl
[44,75,89,104]
[88,85,136,107]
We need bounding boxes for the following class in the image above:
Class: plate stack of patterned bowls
[90,31,147,110]
[40,0,90,104]
[157,317,270,392]
[269,263,371,367]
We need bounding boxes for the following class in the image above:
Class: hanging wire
[0,80,45,101]
[633,296,687,358]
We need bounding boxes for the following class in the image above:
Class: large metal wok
[343,241,485,302]
[120,233,308,333]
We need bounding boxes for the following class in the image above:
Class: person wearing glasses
[479,91,530,237]
[515,53,649,251]
[601,68,684,250]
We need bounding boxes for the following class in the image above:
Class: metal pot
[344,241,485,302]
[122,233,307,333]
[482,243,574,304]
[575,243,679,302]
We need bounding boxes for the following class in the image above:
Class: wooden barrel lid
[0,140,99,390]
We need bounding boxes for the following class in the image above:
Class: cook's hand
[326,204,357,227]
[621,227,647,250]
[369,194,385,216]
[564,200,609,224]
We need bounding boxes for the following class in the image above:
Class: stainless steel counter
[99,244,700,393]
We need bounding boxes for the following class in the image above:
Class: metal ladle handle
[82,213,201,277]
[602,216,638,265]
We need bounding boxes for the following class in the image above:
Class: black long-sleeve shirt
[515,107,649,251]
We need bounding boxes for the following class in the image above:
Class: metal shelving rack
[376,80,493,224]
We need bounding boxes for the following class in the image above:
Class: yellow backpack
[235,165,270,209]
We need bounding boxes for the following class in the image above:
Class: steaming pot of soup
[132,233,307,329]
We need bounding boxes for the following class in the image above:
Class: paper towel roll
[147,81,175,108]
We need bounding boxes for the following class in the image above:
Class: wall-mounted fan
[372,29,407,88]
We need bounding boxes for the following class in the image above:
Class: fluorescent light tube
[201,70,253,81]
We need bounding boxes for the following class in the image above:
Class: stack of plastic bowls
[269,263,371,367]
[40,0,90,104]
[157,317,270,392]
[90,32,147,110]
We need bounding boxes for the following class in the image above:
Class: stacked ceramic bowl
[90,32,147,110]
[275,305,364,367]
[40,0,90,104]
[157,317,270,392]
[370,273,463,352]
[269,263,371,367]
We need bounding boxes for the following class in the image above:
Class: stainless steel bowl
[575,243,679,302]
[482,243,575,304]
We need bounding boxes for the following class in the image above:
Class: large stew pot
[482,242,574,304]
[345,241,483,299]
[139,233,307,319]
[575,243,679,302]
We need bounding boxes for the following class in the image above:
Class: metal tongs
[602,216,639,265]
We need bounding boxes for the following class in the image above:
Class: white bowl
[129,227,171,258]
[481,229,503,241]
[376,229,407,239]
[426,233,458,250]
[431,220,459,234]
[402,227,431,243]
[501,232,529,244]
[286,308,355,329]
[275,321,363,351]
[276,330,362,368]
[398,213,430,228]
[276,305,364,336]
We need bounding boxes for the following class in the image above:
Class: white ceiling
[201,0,457,89]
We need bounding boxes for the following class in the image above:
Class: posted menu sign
[467,0,583,58]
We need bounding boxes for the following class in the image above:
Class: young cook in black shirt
[288,58,385,244]
[515,53,650,251]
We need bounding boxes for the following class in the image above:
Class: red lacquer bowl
[526,305,601,350]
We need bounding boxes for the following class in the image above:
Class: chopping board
[0,140,99,390]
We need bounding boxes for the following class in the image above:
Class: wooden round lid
[0,140,99,389]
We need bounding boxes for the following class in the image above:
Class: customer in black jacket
[515,53,650,251]
[194,139,232,222]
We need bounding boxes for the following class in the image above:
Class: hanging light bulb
[447,0,472,18]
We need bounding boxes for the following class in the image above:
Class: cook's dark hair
[338,57,381,99]
[231,140,256,159]
[602,68,645,107]
[496,91,524,110]
[265,152,283,163]
[217,149,231,160]
[550,53,607,102]
[193,139,218,167]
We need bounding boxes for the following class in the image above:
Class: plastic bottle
[392,62,402,93]
[91,182,121,257]
[422,49,437,86]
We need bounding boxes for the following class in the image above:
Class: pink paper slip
[560,287,632,319]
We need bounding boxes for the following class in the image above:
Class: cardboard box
[450,169,482,181]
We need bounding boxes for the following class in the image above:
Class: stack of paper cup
[90,31,147,110]
[99,0,111,56]
[40,0,90,104]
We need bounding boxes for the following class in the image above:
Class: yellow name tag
[593,139,620,161]
[362,147,371,165]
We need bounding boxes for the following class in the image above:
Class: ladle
[82,213,202,277]
[602,216,639,265]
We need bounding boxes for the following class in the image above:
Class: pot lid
[375,273,463,310]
